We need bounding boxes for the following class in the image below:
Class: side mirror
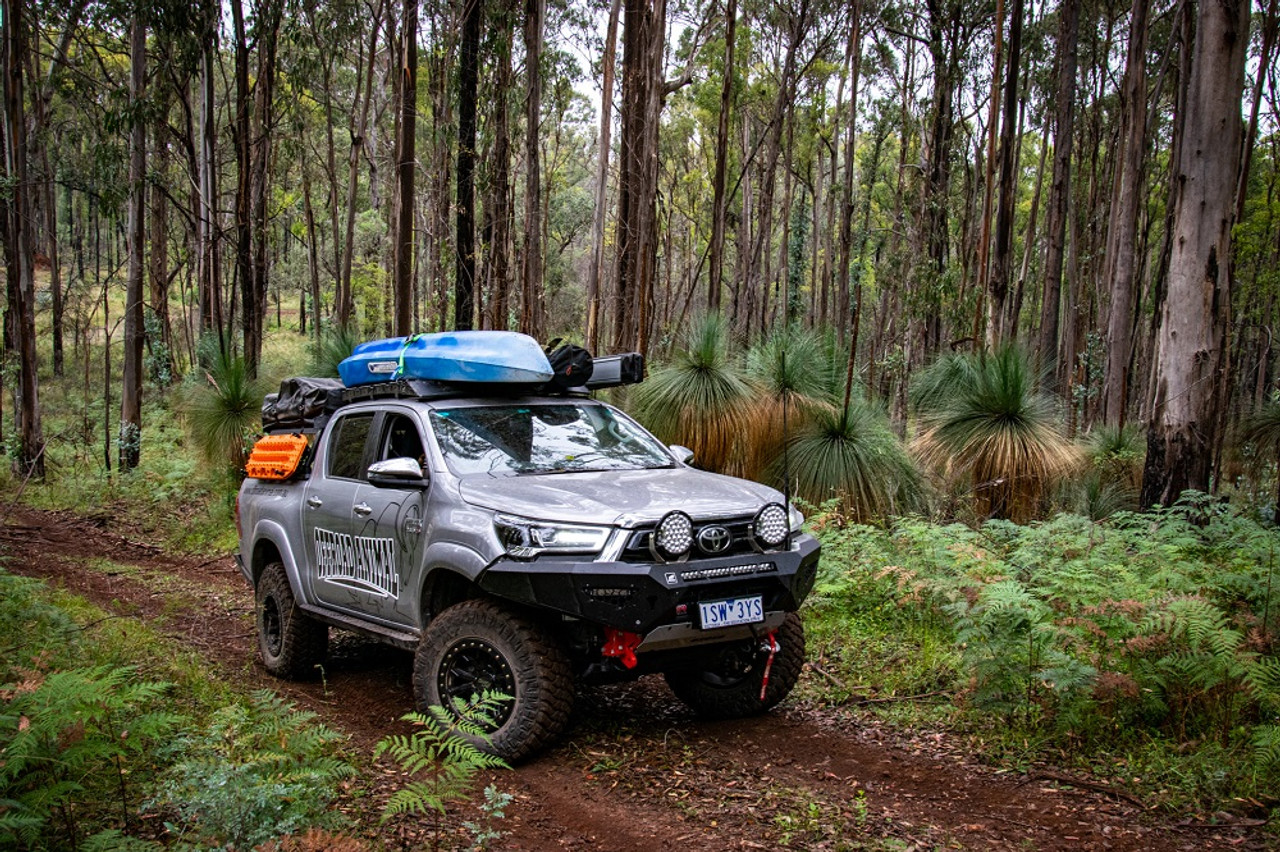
[669,445,695,465]
[367,457,429,489]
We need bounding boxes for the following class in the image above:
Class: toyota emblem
[697,525,732,554]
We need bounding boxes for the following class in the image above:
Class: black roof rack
[338,352,645,405]
[263,353,646,433]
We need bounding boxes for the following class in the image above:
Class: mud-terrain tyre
[665,612,805,718]
[414,599,573,763]
[256,563,328,679]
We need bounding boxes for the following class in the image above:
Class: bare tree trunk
[197,23,222,345]
[987,0,1023,346]
[587,0,622,350]
[612,0,666,357]
[1141,0,1250,506]
[520,0,544,338]
[976,0,1004,344]
[120,12,146,470]
[1236,0,1277,225]
[32,2,85,378]
[1101,0,1149,427]
[302,164,322,338]
[483,4,515,331]
[454,0,481,330]
[838,0,862,397]
[395,0,419,336]
[706,0,736,313]
[834,0,865,409]
[1037,0,1079,391]
[1,0,43,478]
[340,8,383,329]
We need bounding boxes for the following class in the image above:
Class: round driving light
[653,511,694,560]
[753,503,789,548]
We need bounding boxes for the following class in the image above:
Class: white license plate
[698,596,764,629]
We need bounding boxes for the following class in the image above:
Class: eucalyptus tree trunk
[1036,0,1079,391]
[987,0,1023,346]
[520,0,545,338]
[837,0,861,368]
[706,0,735,314]
[454,0,480,330]
[247,0,282,375]
[120,12,146,470]
[1101,0,1149,428]
[586,0,622,350]
[231,0,253,358]
[339,7,383,329]
[612,0,666,357]
[394,0,418,336]
[976,0,1004,343]
[483,4,515,331]
[1,0,43,478]
[1141,0,1251,506]
[746,0,808,339]
[197,22,223,344]
[34,1,84,378]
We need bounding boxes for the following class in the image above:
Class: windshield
[429,403,674,476]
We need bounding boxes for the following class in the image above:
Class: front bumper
[476,533,820,636]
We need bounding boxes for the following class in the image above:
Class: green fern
[374,694,510,849]
[0,666,178,850]
[149,690,354,851]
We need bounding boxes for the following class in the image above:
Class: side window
[327,412,374,480]
[381,413,425,463]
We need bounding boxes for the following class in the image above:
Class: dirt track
[2,505,1271,851]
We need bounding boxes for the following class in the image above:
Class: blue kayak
[338,331,554,387]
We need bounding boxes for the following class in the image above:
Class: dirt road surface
[2,506,1271,851]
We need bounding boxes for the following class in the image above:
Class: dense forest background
[1,0,1276,513]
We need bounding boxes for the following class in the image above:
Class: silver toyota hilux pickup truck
[236,366,821,761]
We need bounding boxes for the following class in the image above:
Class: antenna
[781,349,792,542]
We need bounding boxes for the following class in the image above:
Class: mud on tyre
[414,599,573,763]
[256,562,328,679]
[664,612,805,718]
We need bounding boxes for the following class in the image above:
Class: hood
[456,467,782,527]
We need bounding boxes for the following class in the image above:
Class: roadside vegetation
[3,322,1280,847]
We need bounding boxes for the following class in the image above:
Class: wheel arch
[249,520,305,593]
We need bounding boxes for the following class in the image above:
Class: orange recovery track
[245,433,310,480]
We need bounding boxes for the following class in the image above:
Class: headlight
[753,503,790,548]
[494,514,611,559]
[651,510,694,561]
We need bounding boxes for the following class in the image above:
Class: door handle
[306,496,323,509]
[353,502,373,517]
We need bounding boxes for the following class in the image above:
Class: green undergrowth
[802,494,1280,820]
[0,565,356,851]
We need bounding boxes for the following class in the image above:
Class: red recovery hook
[602,628,643,669]
[759,631,780,701]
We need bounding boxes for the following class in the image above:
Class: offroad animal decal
[313,527,399,598]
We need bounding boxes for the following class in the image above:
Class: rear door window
[327,412,375,480]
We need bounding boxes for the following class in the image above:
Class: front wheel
[665,612,805,718]
[414,599,573,763]
[256,563,328,679]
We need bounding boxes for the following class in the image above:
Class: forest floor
[2,504,1274,851]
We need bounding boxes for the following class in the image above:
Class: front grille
[620,517,760,563]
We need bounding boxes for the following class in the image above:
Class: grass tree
[631,314,757,475]
[1238,402,1280,519]
[180,341,273,478]
[912,345,1078,523]
[781,400,924,521]
[741,327,836,480]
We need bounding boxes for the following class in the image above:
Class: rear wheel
[665,612,805,718]
[256,563,328,679]
[414,599,573,763]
